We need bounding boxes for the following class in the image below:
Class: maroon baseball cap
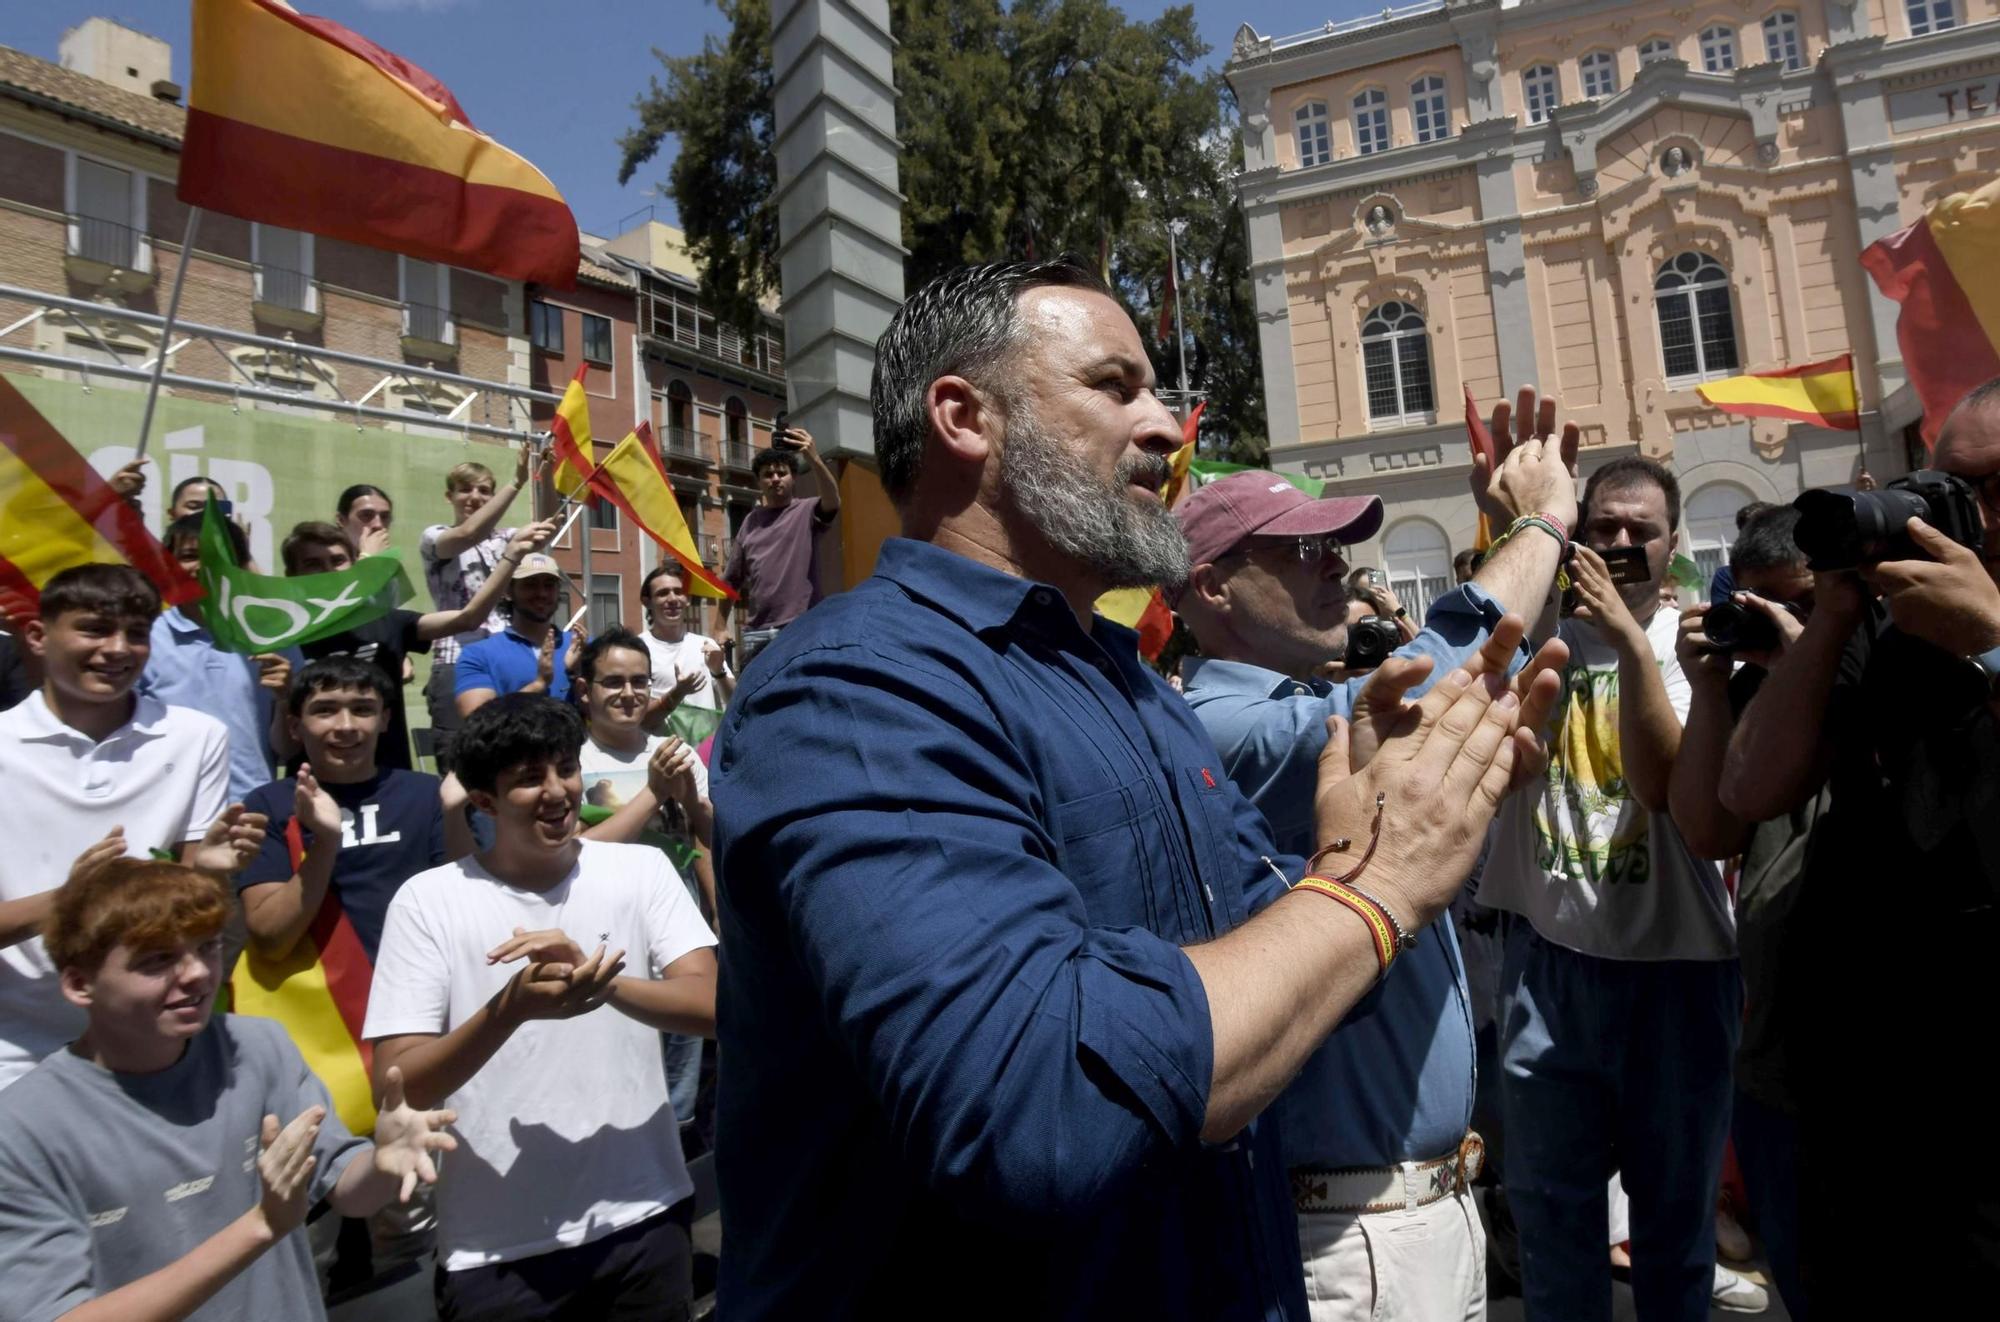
[1173,471,1384,569]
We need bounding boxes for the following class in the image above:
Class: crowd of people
[0,256,1995,1322]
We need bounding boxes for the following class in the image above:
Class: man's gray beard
[998,401,1191,592]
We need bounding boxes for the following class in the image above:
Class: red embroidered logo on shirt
[1201,768,1216,788]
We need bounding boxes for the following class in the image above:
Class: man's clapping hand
[1312,615,1566,932]
[187,803,269,875]
[370,1066,458,1204]
[487,926,626,1023]
[1472,386,1581,529]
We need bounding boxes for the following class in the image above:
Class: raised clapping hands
[294,764,343,841]
[370,1065,458,1203]
[1473,385,1582,529]
[1312,614,1567,932]
[646,735,702,812]
[487,926,626,1023]
[253,1106,323,1239]
[188,803,269,876]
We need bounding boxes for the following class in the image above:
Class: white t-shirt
[361,840,715,1270]
[640,630,729,712]
[1478,608,1736,962]
[0,693,229,1088]
[418,524,515,665]
[578,733,710,818]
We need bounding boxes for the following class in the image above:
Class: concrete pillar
[769,0,906,460]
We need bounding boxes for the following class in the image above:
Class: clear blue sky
[7,1,1381,239]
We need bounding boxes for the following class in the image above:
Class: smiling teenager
[363,694,718,1320]
[0,564,266,1094]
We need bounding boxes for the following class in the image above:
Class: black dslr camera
[1344,616,1401,672]
[1702,598,1804,654]
[1791,471,1985,570]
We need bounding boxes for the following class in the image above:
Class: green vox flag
[196,503,411,653]
[1187,459,1325,498]
[667,704,724,750]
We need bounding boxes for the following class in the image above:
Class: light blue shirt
[139,608,299,803]
[1182,583,1511,1169]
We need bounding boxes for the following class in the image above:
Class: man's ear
[467,787,498,818]
[927,375,998,466]
[59,965,93,1011]
[1189,561,1231,612]
[21,618,47,659]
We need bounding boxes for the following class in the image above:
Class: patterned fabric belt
[1289,1132,1485,1215]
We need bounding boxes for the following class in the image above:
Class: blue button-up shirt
[1182,584,1509,1170]
[710,538,1308,1322]
[139,608,298,803]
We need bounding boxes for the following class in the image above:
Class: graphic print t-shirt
[1478,607,1735,961]
[238,767,448,960]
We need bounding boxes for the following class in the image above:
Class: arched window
[1700,25,1737,72]
[1908,0,1957,36]
[1352,88,1389,156]
[1411,75,1450,143]
[1295,101,1332,167]
[1383,519,1451,622]
[1361,302,1434,426]
[1763,12,1804,69]
[1655,252,1741,383]
[666,379,692,435]
[1686,482,1755,590]
[1580,50,1619,99]
[1638,37,1676,65]
[1522,64,1560,124]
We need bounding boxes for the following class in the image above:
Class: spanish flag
[0,375,198,624]
[1465,385,1499,551]
[231,818,378,1135]
[1861,177,2000,447]
[1095,405,1202,661]
[181,0,579,288]
[581,425,736,600]
[1697,354,1861,431]
[548,364,596,498]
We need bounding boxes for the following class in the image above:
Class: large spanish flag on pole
[1696,354,1861,431]
[181,0,579,288]
[0,374,198,623]
[1860,177,2000,447]
[582,425,736,601]
[547,365,596,499]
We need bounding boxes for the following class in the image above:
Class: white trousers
[1297,1189,1487,1322]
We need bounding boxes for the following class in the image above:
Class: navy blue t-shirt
[237,768,448,960]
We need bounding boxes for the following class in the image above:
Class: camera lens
[1702,601,1774,653]
[1792,487,1928,570]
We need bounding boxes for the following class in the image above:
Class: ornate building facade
[1227,0,2000,605]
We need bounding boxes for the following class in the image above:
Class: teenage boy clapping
[0,858,456,1321]
[363,694,718,1321]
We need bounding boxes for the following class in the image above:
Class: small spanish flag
[548,365,596,499]
[1696,354,1861,431]
[580,425,736,601]
[181,0,579,288]
[0,375,198,624]
[1861,176,2000,447]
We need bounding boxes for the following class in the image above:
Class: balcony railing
[70,214,141,268]
[402,301,455,346]
[255,264,316,314]
[644,292,786,377]
[659,425,710,464]
[720,437,756,472]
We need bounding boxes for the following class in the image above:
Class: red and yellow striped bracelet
[1295,875,1398,975]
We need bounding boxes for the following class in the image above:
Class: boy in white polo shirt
[364,693,717,1320]
[0,564,267,1091]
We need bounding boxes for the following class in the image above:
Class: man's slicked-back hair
[870,257,1113,504]
[1582,455,1681,531]
[38,563,160,625]
[1731,505,1806,574]
[450,693,587,795]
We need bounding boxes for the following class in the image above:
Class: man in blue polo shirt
[709,259,1565,1321]
[454,553,574,716]
[1173,405,1576,1321]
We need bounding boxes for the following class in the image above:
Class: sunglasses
[1227,534,1350,568]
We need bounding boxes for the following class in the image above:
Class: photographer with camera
[1666,504,1818,1318]
[1479,454,1744,1322]
[718,419,840,672]
[1722,384,2000,1310]
[1171,388,1581,1319]
[1346,567,1421,647]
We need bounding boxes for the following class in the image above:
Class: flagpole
[136,206,202,462]
[1168,219,1189,406]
